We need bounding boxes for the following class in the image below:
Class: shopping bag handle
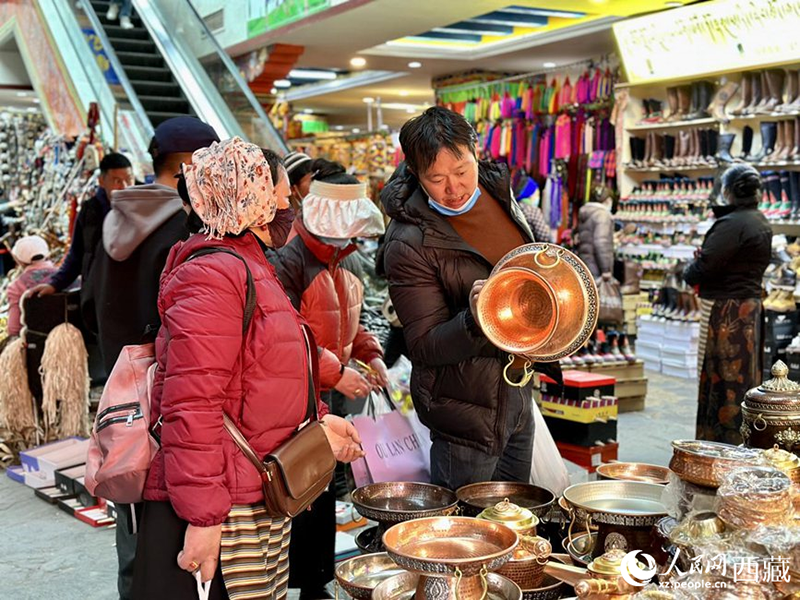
[365,387,395,418]
[196,572,212,600]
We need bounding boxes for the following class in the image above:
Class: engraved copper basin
[477,243,598,385]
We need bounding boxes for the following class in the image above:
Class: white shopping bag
[530,400,570,495]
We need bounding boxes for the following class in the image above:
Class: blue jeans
[430,395,534,490]
[112,0,132,17]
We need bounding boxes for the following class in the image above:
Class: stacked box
[540,371,618,446]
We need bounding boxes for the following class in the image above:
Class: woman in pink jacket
[133,139,363,600]
[6,236,57,337]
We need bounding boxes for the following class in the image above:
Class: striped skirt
[221,505,292,600]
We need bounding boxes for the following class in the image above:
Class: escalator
[87,1,194,127]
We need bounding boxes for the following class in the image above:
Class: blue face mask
[427,187,481,217]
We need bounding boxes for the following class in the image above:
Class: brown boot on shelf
[768,120,788,163]
[677,85,692,120]
[785,69,800,114]
[689,129,701,165]
[730,74,751,116]
[666,87,680,121]
[745,72,765,114]
[792,117,800,160]
[778,119,794,162]
[675,130,691,165]
[780,69,798,112]
[760,70,787,114]
[709,80,740,121]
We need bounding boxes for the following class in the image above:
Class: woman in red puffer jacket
[133,140,363,600]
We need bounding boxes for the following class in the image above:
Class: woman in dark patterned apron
[684,165,772,444]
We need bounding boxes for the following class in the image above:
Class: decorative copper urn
[477,243,599,386]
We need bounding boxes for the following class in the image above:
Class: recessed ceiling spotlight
[399,90,410,97]
[16,92,28,97]
[350,57,367,67]
[408,61,422,69]
[406,108,415,114]
[303,108,313,114]
[32,98,40,104]
[543,62,556,68]
[352,128,361,133]
[362,97,375,104]
[335,125,344,131]
[274,79,291,88]
[270,87,277,94]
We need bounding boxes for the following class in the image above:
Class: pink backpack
[84,247,256,504]
[85,343,158,503]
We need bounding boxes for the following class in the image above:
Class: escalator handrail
[132,0,288,153]
[77,0,154,140]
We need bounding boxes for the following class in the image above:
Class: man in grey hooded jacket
[82,116,219,600]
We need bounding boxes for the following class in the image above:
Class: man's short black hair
[99,152,132,173]
[261,148,284,184]
[399,106,478,177]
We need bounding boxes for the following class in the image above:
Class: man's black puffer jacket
[380,161,560,454]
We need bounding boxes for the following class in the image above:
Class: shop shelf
[624,165,719,173]
[726,112,800,123]
[627,117,718,131]
[770,222,800,235]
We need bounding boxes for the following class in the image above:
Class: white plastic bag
[530,400,570,495]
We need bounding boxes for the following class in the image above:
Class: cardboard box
[544,416,617,447]
[55,464,86,496]
[6,466,24,484]
[75,502,115,528]
[57,496,84,517]
[586,360,646,381]
[541,396,618,424]
[540,370,616,402]
[34,486,76,505]
[73,476,98,508]
[556,441,619,474]
[20,438,86,473]
[619,395,646,413]
[615,378,648,399]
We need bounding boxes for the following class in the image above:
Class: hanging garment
[559,77,573,109]
[554,114,572,160]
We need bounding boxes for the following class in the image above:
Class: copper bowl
[596,462,671,485]
[382,516,519,577]
[479,243,599,363]
[333,553,405,599]
[351,482,458,526]
[457,482,556,521]
[669,440,764,488]
[520,557,570,600]
[476,267,559,355]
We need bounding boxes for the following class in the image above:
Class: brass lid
[763,445,800,473]
[744,361,800,409]
[477,498,539,532]
[516,535,552,560]
[588,549,628,576]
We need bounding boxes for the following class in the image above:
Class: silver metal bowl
[456,482,556,520]
[333,553,405,599]
[562,481,667,518]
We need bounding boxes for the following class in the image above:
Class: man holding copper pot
[379,106,560,489]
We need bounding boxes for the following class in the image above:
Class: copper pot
[741,361,800,453]
[477,243,599,385]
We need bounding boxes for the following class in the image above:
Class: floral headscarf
[183,136,275,239]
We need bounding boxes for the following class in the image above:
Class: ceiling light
[303,108,313,114]
[26,107,38,113]
[288,69,338,80]
[408,61,422,69]
[274,79,291,88]
[543,62,556,68]
[406,108,415,114]
[270,87,277,94]
[362,97,375,104]
[16,91,28,97]
[399,90,410,97]
[32,98,40,104]
[350,57,367,67]
[352,128,361,133]
[335,125,344,131]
